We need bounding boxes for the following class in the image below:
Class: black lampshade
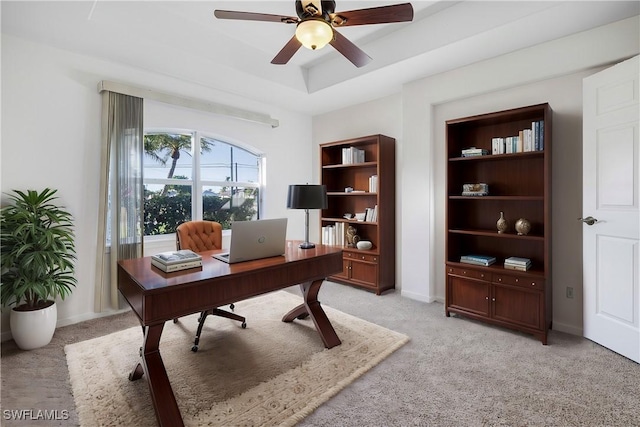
[287,185,328,210]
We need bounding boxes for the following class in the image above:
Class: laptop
[212,218,288,264]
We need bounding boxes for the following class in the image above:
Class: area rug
[65,290,409,426]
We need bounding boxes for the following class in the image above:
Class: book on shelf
[462,183,488,196]
[461,147,488,157]
[322,222,346,246]
[503,263,531,271]
[460,255,496,266]
[341,146,365,164]
[368,175,378,193]
[504,256,531,265]
[491,121,544,155]
[504,256,532,270]
[364,205,378,222]
[151,258,202,272]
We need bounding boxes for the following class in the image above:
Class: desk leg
[128,323,184,427]
[282,279,342,349]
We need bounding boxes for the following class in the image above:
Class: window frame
[143,128,264,239]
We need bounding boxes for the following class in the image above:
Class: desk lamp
[287,184,327,249]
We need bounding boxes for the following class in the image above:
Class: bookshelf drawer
[493,273,544,290]
[447,266,489,281]
[345,252,378,263]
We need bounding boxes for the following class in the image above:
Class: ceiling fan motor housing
[296,0,336,20]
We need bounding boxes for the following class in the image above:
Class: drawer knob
[481,274,485,278]
[485,296,489,300]
[492,298,496,302]
[498,278,502,282]
[463,271,467,274]
[531,282,536,286]
[515,278,519,283]
[361,256,365,260]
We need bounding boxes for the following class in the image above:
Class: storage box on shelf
[320,135,395,295]
[445,103,552,344]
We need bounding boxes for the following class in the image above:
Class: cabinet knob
[362,256,366,260]
[498,278,502,282]
[492,298,496,302]
[485,296,489,300]
[481,274,485,278]
[531,282,536,286]
[463,270,467,275]
[515,278,519,282]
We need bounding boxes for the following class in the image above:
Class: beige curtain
[94,91,144,312]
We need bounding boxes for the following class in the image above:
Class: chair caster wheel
[230,303,235,311]
[173,318,178,323]
[241,322,247,329]
[191,345,199,352]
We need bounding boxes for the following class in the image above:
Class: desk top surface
[118,241,343,292]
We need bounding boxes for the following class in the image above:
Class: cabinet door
[332,258,351,281]
[491,284,542,330]
[447,275,490,317]
[350,260,378,288]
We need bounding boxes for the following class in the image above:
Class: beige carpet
[64,291,409,426]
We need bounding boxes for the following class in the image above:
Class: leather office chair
[175,220,246,352]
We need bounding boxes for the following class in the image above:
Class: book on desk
[151,249,202,272]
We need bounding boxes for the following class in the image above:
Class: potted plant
[1,188,77,350]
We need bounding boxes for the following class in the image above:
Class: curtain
[94,92,144,312]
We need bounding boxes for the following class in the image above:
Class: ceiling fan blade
[329,29,371,68]
[271,36,303,65]
[214,10,299,24]
[330,3,413,27]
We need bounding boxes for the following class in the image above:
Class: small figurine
[346,226,360,247]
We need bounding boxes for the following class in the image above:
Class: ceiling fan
[214,1,414,68]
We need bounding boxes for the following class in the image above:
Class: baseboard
[551,320,583,337]
[400,289,436,303]
[1,308,130,343]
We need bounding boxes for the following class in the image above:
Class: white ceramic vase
[10,301,57,350]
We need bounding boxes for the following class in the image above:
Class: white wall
[313,16,639,335]
[1,35,313,338]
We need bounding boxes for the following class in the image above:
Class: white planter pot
[10,301,57,350]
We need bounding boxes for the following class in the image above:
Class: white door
[583,55,639,363]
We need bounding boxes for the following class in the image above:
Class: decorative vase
[497,211,508,234]
[356,240,373,250]
[515,218,532,236]
[10,301,57,350]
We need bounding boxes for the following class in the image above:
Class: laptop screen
[213,218,287,263]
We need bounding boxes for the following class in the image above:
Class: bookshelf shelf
[320,135,395,295]
[445,103,552,344]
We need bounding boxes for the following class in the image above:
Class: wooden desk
[117,242,343,427]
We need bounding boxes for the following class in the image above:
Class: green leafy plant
[1,188,77,311]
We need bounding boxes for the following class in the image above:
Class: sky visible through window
[144,136,259,189]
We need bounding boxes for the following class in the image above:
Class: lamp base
[299,241,316,249]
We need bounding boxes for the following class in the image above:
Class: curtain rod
[97,80,279,128]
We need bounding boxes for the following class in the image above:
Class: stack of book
[460,254,496,266]
[151,249,203,272]
[342,146,365,164]
[462,183,488,196]
[461,147,489,157]
[504,256,531,271]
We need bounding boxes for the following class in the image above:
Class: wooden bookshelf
[320,135,395,294]
[445,104,553,344]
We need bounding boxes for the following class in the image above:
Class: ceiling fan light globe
[295,19,333,50]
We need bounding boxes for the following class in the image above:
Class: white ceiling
[2,1,639,115]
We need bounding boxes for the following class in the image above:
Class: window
[143,131,262,236]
